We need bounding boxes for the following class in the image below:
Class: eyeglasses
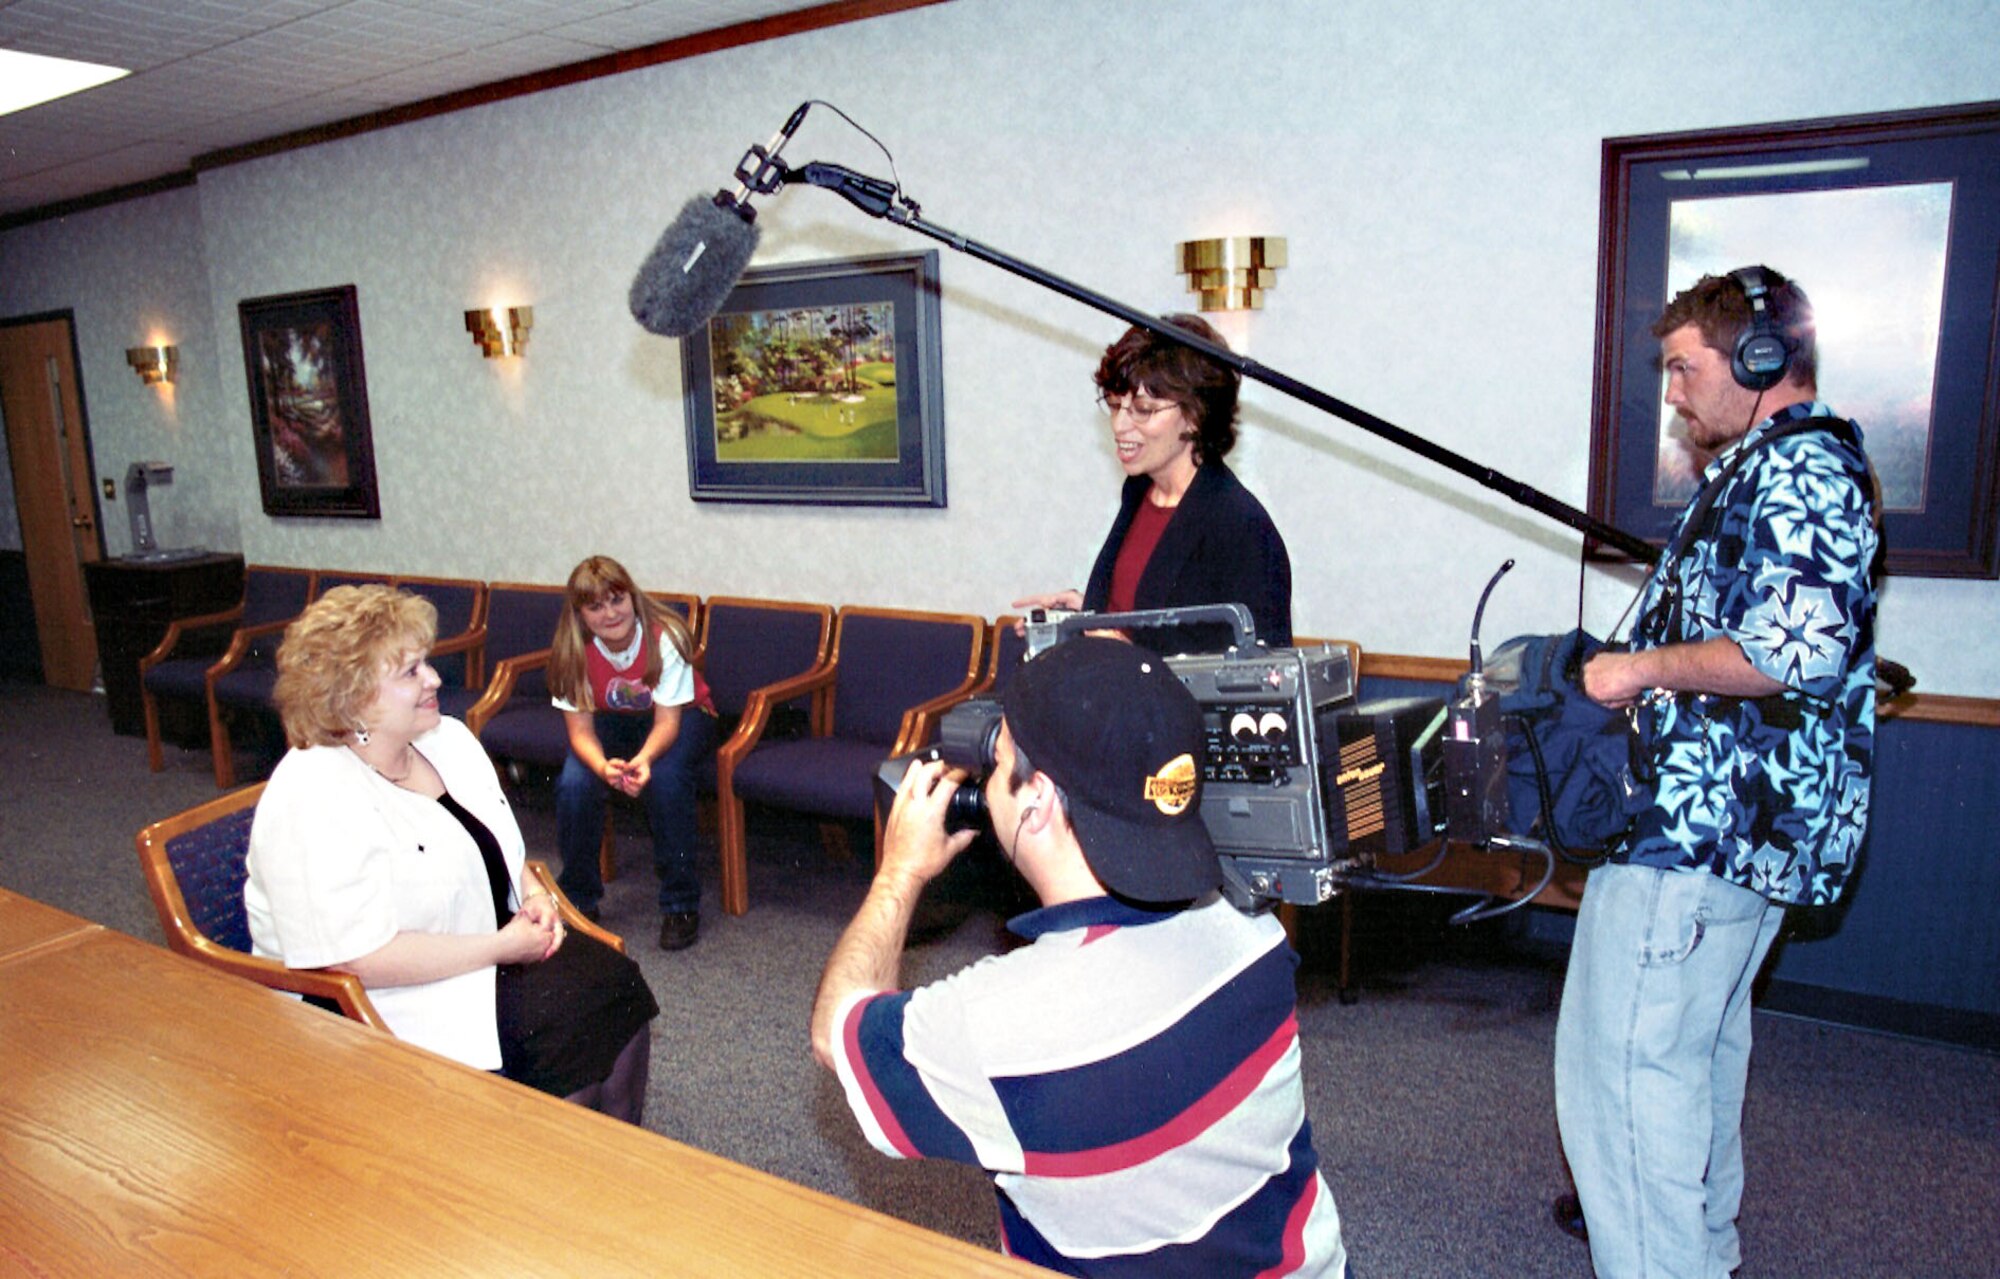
[1097,393,1180,424]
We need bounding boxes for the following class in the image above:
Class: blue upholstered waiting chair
[695,595,835,762]
[139,565,314,776]
[135,783,623,1030]
[205,570,391,789]
[459,582,573,757]
[715,605,982,916]
[393,574,487,711]
[135,782,386,1027]
[205,572,485,789]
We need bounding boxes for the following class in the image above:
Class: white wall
[2,186,232,555]
[4,0,1997,693]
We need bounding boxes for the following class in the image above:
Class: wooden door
[0,316,102,691]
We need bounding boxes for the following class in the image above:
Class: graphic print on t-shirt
[603,676,653,712]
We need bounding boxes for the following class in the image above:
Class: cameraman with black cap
[810,637,1348,1276]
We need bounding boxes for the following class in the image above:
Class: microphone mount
[729,101,814,213]
[1467,558,1515,681]
[762,157,1658,564]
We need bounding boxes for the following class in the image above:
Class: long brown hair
[547,555,697,711]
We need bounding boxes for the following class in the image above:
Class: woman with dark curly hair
[1016,314,1291,654]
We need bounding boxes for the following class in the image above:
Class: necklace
[362,744,416,784]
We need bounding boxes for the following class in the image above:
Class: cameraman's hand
[880,756,978,888]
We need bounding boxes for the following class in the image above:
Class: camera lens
[936,698,1003,773]
[943,782,989,835]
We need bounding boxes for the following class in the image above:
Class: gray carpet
[4,680,1996,1277]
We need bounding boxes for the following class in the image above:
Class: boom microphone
[627,102,812,339]
[627,192,761,338]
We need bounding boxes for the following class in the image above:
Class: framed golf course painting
[680,251,946,506]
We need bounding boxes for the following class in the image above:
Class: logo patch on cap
[1143,753,1198,815]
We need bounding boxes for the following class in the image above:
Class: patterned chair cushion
[164,804,259,953]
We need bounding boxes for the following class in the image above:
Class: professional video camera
[877,602,1560,911]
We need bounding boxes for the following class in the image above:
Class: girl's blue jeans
[555,708,716,915]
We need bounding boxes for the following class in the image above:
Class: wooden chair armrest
[524,859,626,955]
[893,675,987,757]
[139,604,245,673]
[967,616,1022,698]
[428,623,487,692]
[170,933,388,1030]
[752,661,838,710]
[463,648,549,737]
[429,623,486,660]
[208,616,294,677]
[717,662,838,768]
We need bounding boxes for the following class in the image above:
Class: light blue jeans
[1554,862,1786,1279]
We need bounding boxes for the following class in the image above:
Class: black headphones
[1728,266,1795,391]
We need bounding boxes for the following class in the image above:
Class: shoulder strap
[1659,415,1865,649]
[1664,416,1860,570]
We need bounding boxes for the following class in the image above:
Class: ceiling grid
[0,0,873,222]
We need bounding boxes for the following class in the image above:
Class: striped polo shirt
[828,892,1347,1276]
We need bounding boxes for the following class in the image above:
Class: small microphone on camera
[1444,560,1514,843]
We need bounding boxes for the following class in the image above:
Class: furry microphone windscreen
[627,194,762,339]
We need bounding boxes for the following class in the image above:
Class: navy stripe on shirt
[994,941,1299,1160]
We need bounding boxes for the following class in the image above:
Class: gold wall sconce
[1176,237,1287,311]
[125,344,178,385]
[464,306,533,358]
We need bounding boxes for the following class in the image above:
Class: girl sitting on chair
[546,555,717,953]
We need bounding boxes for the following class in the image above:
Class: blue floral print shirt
[1617,402,1878,906]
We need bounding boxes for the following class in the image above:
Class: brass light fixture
[1176,237,1287,311]
[125,344,178,385]
[464,306,533,358]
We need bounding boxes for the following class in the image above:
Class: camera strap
[1644,413,1868,729]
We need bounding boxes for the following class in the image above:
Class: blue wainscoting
[1357,669,2000,1050]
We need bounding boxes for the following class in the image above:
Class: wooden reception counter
[0,890,1041,1276]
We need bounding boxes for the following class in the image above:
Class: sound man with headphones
[1552,268,1880,1277]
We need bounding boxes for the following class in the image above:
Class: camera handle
[1041,602,1258,653]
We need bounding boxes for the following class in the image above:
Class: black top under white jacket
[1081,460,1292,655]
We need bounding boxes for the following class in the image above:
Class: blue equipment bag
[1476,629,1637,857]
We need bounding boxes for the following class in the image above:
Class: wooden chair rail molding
[1357,652,1998,728]
[129,557,1994,733]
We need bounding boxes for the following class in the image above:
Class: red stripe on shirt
[842,994,921,1158]
[1255,1167,1320,1278]
[1022,1011,1299,1177]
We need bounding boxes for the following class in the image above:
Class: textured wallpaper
[2,0,1997,693]
[0,186,235,559]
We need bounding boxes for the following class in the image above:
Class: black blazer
[1082,460,1292,654]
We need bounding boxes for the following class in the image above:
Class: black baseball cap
[1000,637,1220,903]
